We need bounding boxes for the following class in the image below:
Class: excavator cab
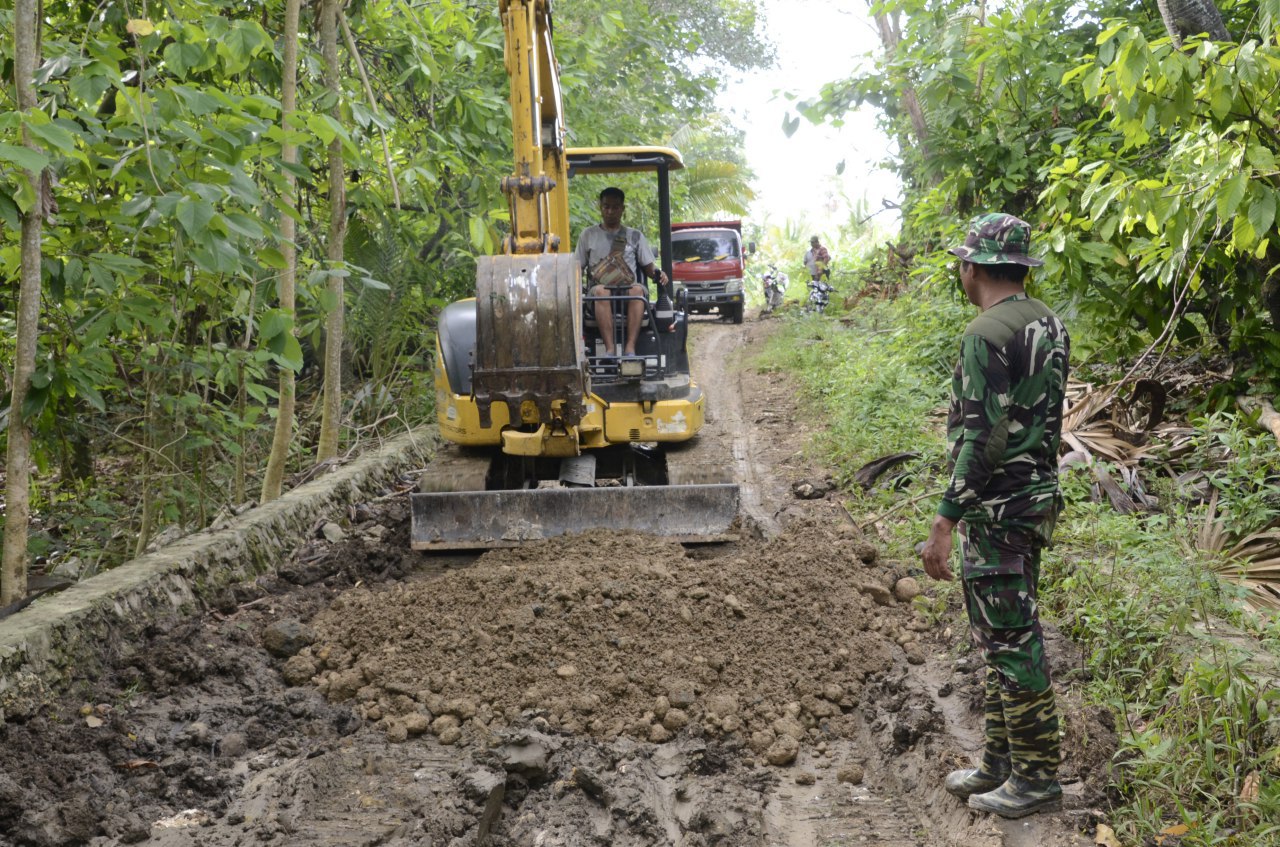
[411,153,737,550]
[572,147,691,390]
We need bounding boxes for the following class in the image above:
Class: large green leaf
[25,119,78,153]
[1248,188,1277,239]
[0,143,49,172]
[176,197,216,238]
[163,41,207,78]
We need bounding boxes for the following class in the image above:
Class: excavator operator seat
[582,277,669,377]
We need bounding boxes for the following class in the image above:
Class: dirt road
[0,316,1104,846]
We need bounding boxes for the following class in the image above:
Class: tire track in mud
[686,318,784,538]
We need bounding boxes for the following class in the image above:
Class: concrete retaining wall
[0,427,439,724]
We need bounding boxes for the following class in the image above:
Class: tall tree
[261,0,303,502]
[316,0,348,462]
[2,0,45,605]
[870,3,931,171]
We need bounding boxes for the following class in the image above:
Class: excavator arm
[498,0,570,255]
[471,0,585,436]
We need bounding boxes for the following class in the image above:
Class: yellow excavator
[409,0,739,550]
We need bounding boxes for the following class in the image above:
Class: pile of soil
[301,519,924,763]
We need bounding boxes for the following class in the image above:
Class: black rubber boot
[968,686,1061,818]
[945,765,1008,800]
[967,774,1063,818]
[945,669,1010,799]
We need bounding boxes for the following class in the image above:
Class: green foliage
[807,0,1280,380]
[756,276,968,477]
[1042,494,1202,703]
[668,117,757,219]
[1039,21,1280,381]
[1179,411,1280,536]
[1115,656,1280,846]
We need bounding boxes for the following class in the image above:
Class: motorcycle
[761,266,788,314]
[806,278,834,314]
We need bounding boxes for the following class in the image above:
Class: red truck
[670,220,750,324]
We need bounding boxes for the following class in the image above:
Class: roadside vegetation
[757,263,1280,846]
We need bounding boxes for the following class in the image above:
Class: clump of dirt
[302,517,924,762]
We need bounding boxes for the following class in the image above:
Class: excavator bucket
[409,484,740,551]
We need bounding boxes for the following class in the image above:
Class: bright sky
[720,0,902,237]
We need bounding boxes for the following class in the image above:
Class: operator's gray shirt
[576,225,655,285]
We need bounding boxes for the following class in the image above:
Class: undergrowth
[758,275,1280,845]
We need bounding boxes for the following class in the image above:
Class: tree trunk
[261,0,302,502]
[2,0,44,605]
[870,4,932,173]
[1155,0,1230,47]
[316,0,347,463]
[134,375,157,559]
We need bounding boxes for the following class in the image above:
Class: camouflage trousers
[958,521,1051,693]
[962,521,1060,784]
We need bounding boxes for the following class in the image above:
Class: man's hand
[920,515,958,581]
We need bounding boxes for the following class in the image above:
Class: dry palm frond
[1071,421,1153,464]
[1190,492,1280,613]
[1211,532,1280,615]
[1196,490,1227,554]
[1149,421,1197,460]
[1062,381,1117,434]
[1062,379,1165,468]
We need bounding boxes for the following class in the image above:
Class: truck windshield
[672,233,740,263]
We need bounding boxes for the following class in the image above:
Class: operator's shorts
[959,521,1051,693]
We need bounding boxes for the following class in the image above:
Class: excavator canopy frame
[566,146,683,284]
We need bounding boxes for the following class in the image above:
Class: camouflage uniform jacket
[938,294,1070,528]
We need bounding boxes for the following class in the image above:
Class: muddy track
[0,314,1103,847]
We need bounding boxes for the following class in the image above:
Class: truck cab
[670,221,748,324]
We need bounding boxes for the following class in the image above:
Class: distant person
[576,187,667,357]
[803,236,830,282]
[919,213,1071,819]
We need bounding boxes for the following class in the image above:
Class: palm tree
[668,119,756,219]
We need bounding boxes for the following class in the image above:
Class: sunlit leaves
[1217,173,1248,222]
[126,19,156,37]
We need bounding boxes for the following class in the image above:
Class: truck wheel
[731,303,744,324]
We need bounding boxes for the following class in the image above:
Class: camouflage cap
[948,212,1043,267]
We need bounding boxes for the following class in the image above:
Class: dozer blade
[410,484,739,551]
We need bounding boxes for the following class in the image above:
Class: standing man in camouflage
[920,213,1070,818]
